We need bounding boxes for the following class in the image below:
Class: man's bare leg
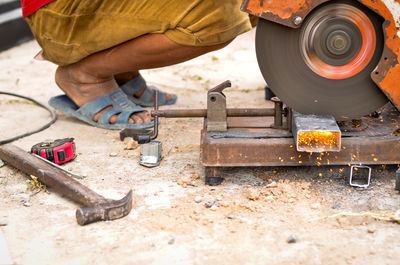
[114,71,174,103]
[55,34,231,124]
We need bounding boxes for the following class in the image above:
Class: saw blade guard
[255,0,389,119]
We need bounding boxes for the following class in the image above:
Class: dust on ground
[0,30,400,265]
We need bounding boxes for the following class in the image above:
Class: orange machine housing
[241,0,400,111]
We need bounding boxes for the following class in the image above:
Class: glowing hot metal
[292,111,341,152]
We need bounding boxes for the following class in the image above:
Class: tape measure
[31,138,76,165]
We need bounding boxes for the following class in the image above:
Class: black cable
[0,91,57,145]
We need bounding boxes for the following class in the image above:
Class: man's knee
[201,38,235,53]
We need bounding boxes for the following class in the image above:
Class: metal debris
[287,234,298,244]
[194,196,202,203]
[227,214,236,220]
[204,202,214,208]
[109,152,118,157]
[22,200,31,207]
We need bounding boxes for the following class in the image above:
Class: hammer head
[76,190,133,226]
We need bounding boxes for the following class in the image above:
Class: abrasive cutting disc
[256,0,388,119]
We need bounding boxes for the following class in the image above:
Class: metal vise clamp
[120,91,159,144]
[207,80,231,132]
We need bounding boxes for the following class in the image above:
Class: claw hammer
[0,144,133,225]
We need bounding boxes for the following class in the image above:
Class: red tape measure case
[31,138,76,165]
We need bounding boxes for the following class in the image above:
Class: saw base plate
[200,104,400,182]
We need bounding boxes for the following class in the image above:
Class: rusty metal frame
[241,0,328,28]
[201,104,400,167]
[241,0,400,112]
[201,133,400,167]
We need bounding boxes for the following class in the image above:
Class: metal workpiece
[139,141,163,168]
[151,108,275,118]
[0,144,133,226]
[292,111,341,153]
[152,109,207,118]
[207,81,231,132]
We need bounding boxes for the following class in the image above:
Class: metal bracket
[349,164,372,188]
[207,81,231,132]
[139,140,163,168]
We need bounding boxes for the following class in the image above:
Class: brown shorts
[25,0,255,66]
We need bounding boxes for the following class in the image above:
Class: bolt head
[293,16,303,26]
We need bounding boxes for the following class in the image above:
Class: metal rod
[151,108,275,118]
[32,153,84,179]
[274,101,283,127]
[396,169,400,191]
[150,90,159,141]
[287,107,293,132]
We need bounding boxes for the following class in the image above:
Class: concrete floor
[0,30,399,265]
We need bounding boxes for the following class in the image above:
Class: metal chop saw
[245,0,400,120]
[122,0,400,186]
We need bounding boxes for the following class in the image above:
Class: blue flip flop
[48,88,154,130]
[120,74,177,107]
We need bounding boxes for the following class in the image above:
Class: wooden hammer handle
[0,144,105,207]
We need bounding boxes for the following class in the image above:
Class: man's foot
[55,65,151,125]
[115,72,176,104]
